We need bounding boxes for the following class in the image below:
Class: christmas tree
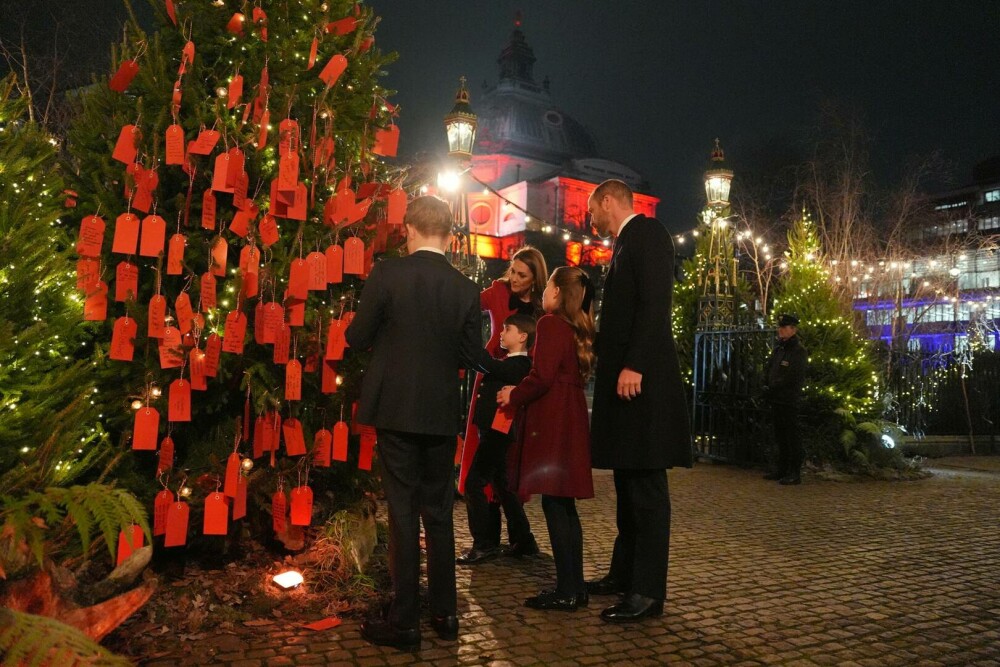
[63,0,406,550]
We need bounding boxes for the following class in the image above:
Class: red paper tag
[253,301,266,344]
[165,124,185,165]
[133,168,158,213]
[211,153,235,193]
[289,485,313,526]
[324,244,344,283]
[259,214,280,246]
[313,429,332,467]
[261,302,284,343]
[272,490,287,533]
[223,452,240,498]
[76,258,100,291]
[76,214,106,256]
[285,360,302,401]
[322,360,338,394]
[273,322,291,365]
[318,53,348,87]
[116,524,144,567]
[189,349,208,390]
[325,319,347,360]
[158,435,175,473]
[278,119,299,157]
[144,295,166,339]
[190,129,221,155]
[203,493,229,536]
[165,0,177,25]
[227,74,244,110]
[112,212,140,255]
[153,489,174,536]
[239,243,261,273]
[287,183,308,221]
[139,214,167,257]
[211,237,229,276]
[159,327,183,369]
[226,148,245,187]
[164,501,190,547]
[283,417,307,455]
[332,421,349,461]
[110,316,138,361]
[175,292,195,334]
[303,617,342,631]
[326,16,357,35]
[226,11,245,35]
[278,153,299,193]
[167,379,191,422]
[112,125,140,165]
[233,171,249,211]
[359,426,376,470]
[199,272,217,311]
[202,189,217,230]
[372,125,400,157]
[307,37,318,70]
[204,333,222,376]
[133,407,159,450]
[306,251,327,290]
[387,188,407,225]
[167,233,186,274]
[223,311,247,354]
[109,60,139,92]
[491,407,515,434]
[233,475,247,520]
[343,237,364,274]
[288,258,309,300]
[284,292,305,326]
[229,210,251,237]
[115,261,139,302]
[257,109,270,150]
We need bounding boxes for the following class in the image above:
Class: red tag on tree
[190,129,220,155]
[223,452,240,497]
[326,16,357,35]
[109,60,139,92]
[175,292,195,334]
[259,214,280,246]
[283,417,307,455]
[133,407,159,450]
[278,118,299,156]
[76,258,100,291]
[148,294,167,338]
[372,125,400,157]
[288,258,309,300]
[359,425,376,470]
[153,489,174,536]
[167,233,186,274]
[110,316,138,362]
[229,210,251,237]
[343,237,364,274]
[233,476,248,520]
[201,188,217,230]
[159,327,183,369]
[273,322,291,365]
[158,435,175,473]
[387,188,407,225]
[318,53,348,87]
[211,153,235,193]
[253,301,266,344]
[257,109,270,150]
[324,244,343,283]
[289,485,313,526]
[322,360,338,394]
[165,0,177,25]
[272,490,287,533]
[284,292,305,326]
[115,261,139,302]
[285,360,302,401]
[211,237,229,276]
[278,153,299,193]
[77,214,106,256]
[139,214,166,256]
[262,302,284,343]
[287,183,308,221]
[325,319,347,360]
[112,212,140,255]
[168,379,191,422]
[332,421,349,461]
[165,124,185,165]
[203,493,229,536]
[199,272,217,311]
[189,349,207,390]
[164,502,190,547]
[313,429,332,467]
[112,125,140,164]
[233,171,250,210]
[306,251,327,290]
[239,243,260,273]
[227,74,244,109]
[226,148,245,187]
[307,36,318,69]
[223,311,247,354]
[116,525,144,567]
[204,333,222,376]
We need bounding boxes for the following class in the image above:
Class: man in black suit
[346,195,482,650]
[586,179,693,623]
[762,313,808,485]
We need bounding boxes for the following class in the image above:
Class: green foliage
[0,608,131,667]
[1,484,148,574]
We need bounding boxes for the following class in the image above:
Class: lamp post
[697,138,737,329]
[440,77,480,274]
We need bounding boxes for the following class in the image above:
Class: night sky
[4,1,999,231]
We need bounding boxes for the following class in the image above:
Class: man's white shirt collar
[616,213,639,237]
[506,351,528,357]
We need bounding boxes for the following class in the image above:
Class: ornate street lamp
[697,139,737,329]
[443,76,477,161]
[704,138,733,210]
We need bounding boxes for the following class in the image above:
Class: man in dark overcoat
[762,313,808,485]
[586,179,692,623]
[346,195,482,650]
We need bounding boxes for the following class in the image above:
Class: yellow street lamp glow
[437,169,462,193]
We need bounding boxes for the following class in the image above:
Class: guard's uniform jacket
[764,334,807,405]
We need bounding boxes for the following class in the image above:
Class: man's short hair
[504,312,537,349]
[404,195,453,238]
[592,179,634,208]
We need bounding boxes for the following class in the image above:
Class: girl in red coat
[498,266,596,611]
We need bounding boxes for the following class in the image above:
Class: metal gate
[691,328,775,465]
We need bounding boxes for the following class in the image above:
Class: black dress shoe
[360,619,421,650]
[524,590,579,611]
[779,476,801,485]
[456,546,499,564]
[600,593,664,623]
[586,576,626,596]
[500,538,540,557]
[541,588,589,607]
[430,614,458,641]
[762,471,783,480]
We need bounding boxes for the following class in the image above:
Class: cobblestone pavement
[143,460,1000,666]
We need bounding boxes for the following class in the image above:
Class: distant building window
[934,200,967,210]
[978,216,1000,231]
[985,189,1000,203]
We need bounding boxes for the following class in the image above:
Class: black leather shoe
[541,588,589,607]
[429,614,458,641]
[456,546,499,564]
[501,538,540,557]
[600,593,664,623]
[524,590,579,611]
[779,476,801,485]
[762,471,783,480]
[360,619,421,650]
[586,576,626,596]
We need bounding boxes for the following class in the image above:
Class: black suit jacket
[591,215,693,469]
[345,250,481,436]
[469,350,532,431]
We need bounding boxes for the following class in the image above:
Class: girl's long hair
[549,266,596,381]
[501,246,547,314]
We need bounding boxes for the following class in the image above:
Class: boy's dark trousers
[464,426,532,550]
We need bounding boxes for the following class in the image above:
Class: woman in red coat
[458,247,546,556]
[498,266,596,611]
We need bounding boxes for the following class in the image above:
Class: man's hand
[617,368,642,400]
[497,386,514,407]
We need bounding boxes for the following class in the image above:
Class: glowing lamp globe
[272,570,304,589]
[703,138,733,208]
[444,77,477,160]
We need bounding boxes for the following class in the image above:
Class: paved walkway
[143,460,1000,666]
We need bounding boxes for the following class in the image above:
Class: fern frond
[0,608,132,667]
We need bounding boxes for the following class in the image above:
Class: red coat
[458,280,519,493]
[508,315,594,499]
